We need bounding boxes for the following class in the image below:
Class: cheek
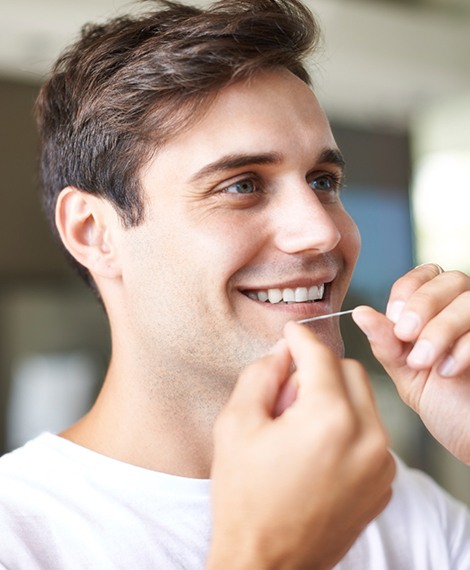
[339,211,361,267]
[191,216,264,276]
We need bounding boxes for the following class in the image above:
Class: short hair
[35,0,321,288]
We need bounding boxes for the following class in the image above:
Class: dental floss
[297,309,355,324]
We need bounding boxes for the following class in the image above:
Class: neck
[61,356,232,479]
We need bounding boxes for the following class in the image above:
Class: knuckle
[455,331,470,351]
[370,441,393,478]
[322,401,359,441]
[407,288,434,308]
[390,268,425,298]
[425,293,470,342]
[301,398,356,447]
[428,314,460,340]
[358,423,390,463]
[369,429,391,457]
[460,289,470,302]
[389,278,410,301]
[444,269,469,287]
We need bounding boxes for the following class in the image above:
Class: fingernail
[408,339,434,367]
[395,312,421,338]
[386,300,405,323]
[438,355,457,377]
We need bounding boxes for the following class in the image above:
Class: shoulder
[0,432,104,515]
[0,433,53,480]
[0,434,64,506]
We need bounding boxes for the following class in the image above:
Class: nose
[271,183,342,254]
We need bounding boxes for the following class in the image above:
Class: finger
[393,271,470,343]
[352,306,423,411]
[273,376,298,417]
[339,359,381,425]
[416,262,444,274]
[283,321,348,402]
[223,339,292,425]
[407,291,470,370]
[386,264,444,323]
[439,330,470,378]
[352,306,408,363]
[387,266,470,342]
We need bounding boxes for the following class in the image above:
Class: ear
[55,186,122,280]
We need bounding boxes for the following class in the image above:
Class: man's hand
[207,322,395,570]
[353,263,470,465]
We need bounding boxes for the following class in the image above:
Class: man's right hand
[207,321,395,570]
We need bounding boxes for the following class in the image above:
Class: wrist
[206,532,278,570]
[206,533,336,570]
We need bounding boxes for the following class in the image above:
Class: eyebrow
[317,148,346,171]
[189,152,282,184]
[188,147,346,184]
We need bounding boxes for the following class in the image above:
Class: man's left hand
[353,263,470,465]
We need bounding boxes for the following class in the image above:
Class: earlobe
[55,187,122,279]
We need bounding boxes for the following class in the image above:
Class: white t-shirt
[0,433,469,569]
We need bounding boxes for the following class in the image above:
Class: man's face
[115,69,360,387]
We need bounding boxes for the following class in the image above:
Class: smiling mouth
[243,283,325,304]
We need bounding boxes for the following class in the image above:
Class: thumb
[352,306,409,372]
[352,306,426,414]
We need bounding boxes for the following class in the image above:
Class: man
[1,0,469,568]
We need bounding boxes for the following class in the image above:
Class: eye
[222,179,256,194]
[309,174,339,192]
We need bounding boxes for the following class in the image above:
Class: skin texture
[55,69,470,568]
[112,68,359,381]
[57,69,361,478]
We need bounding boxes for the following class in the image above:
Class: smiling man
[1,0,470,568]
[87,67,359,394]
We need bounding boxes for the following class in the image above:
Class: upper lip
[239,275,336,292]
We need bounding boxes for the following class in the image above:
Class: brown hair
[35,0,321,288]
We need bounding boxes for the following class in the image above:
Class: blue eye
[310,175,335,192]
[223,179,256,194]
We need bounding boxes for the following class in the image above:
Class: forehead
[143,69,337,183]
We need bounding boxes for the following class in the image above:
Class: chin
[312,327,345,358]
[331,338,346,358]
[307,323,344,358]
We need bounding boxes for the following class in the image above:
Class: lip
[239,274,335,292]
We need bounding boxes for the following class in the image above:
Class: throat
[62,374,221,478]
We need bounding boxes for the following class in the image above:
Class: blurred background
[1,0,470,504]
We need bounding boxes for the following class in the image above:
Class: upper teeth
[247,284,324,304]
